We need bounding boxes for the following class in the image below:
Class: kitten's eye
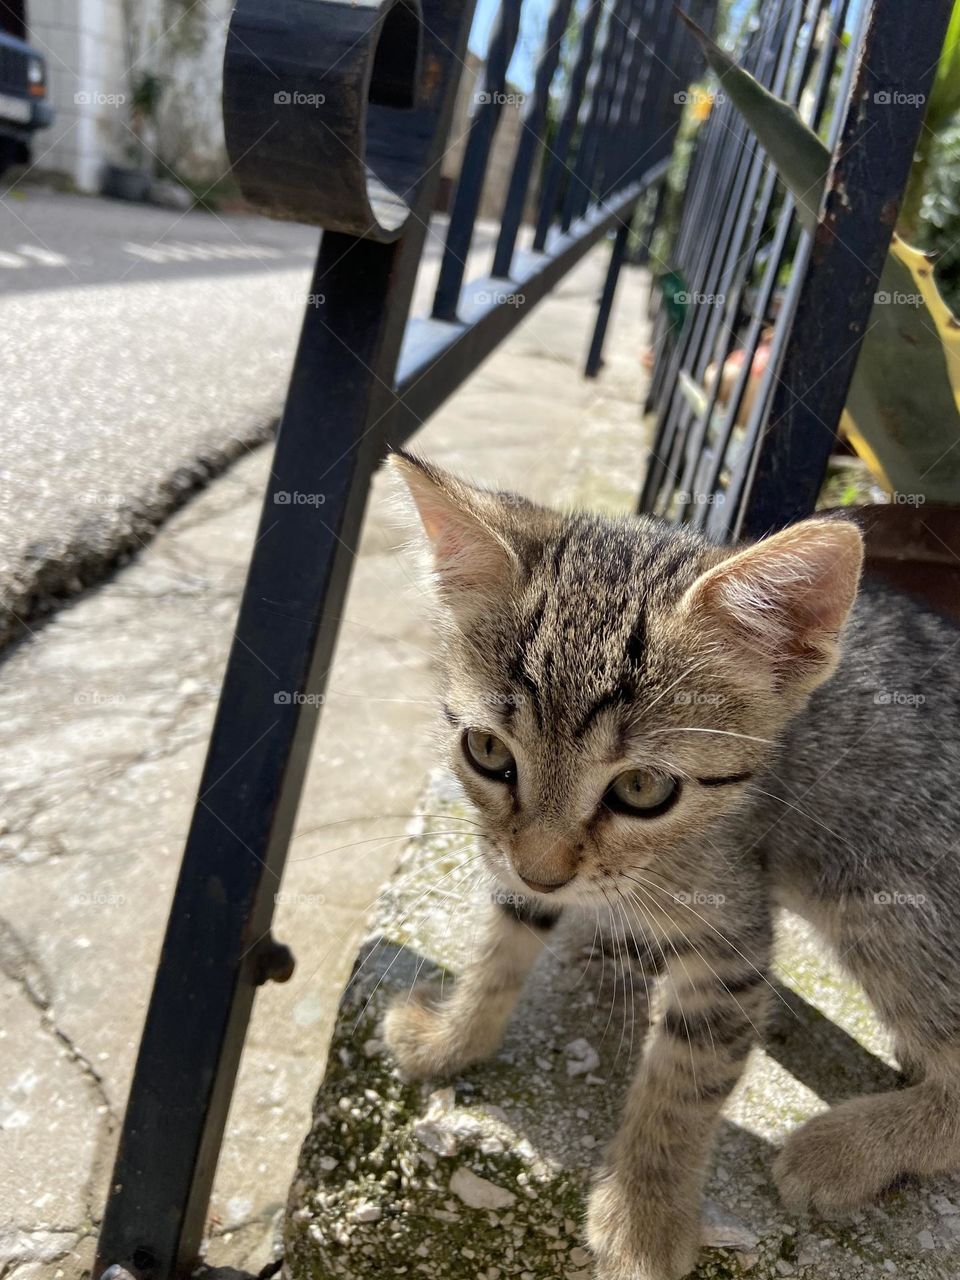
[606,769,679,817]
[463,729,516,782]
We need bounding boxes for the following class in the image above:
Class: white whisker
[645,727,774,745]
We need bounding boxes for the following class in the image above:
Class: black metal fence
[640,0,953,538]
[93,0,955,1274]
[93,1,714,1276]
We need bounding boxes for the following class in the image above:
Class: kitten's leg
[774,1061,960,1215]
[775,901,960,1214]
[588,914,771,1280]
[383,890,559,1079]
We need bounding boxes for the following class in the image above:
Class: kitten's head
[395,452,863,907]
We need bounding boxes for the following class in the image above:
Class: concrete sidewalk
[0,189,498,653]
[0,243,651,1280]
[287,776,960,1280]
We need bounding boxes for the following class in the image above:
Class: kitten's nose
[520,873,574,894]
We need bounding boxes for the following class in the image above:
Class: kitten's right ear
[680,516,863,697]
[391,452,518,603]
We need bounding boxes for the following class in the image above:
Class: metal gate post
[93,1,477,1274]
[585,216,633,377]
[91,0,709,1273]
[737,0,953,536]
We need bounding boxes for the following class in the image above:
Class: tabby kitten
[383,452,960,1280]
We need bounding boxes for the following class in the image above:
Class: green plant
[900,1,960,239]
[130,70,166,125]
[679,11,960,503]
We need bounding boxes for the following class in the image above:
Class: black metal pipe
[532,0,604,251]
[432,0,524,320]
[585,214,633,377]
[491,0,576,280]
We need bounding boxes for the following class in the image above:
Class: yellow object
[840,235,960,495]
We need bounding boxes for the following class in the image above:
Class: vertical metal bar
[639,0,792,512]
[584,213,633,376]
[533,0,604,250]
[583,0,686,381]
[644,2,780,419]
[692,0,851,531]
[715,0,871,537]
[737,0,952,537]
[651,0,799,512]
[635,172,667,267]
[559,0,631,232]
[599,0,660,202]
[671,0,824,516]
[492,0,576,280]
[582,0,644,212]
[93,2,478,1276]
[433,0,524,320]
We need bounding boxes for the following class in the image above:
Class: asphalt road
[0,188,492,649]
[0,190,321,295]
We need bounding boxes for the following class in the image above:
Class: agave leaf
[928,0,960,134]
[901,0,960,235]
[678,10,960,501]
[676,10,828,235]
[845,241,960,502]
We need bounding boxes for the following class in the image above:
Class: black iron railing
[640,0,953,538]
[93,1,714,1276]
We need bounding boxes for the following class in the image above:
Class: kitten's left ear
[681,517,863,694]
[391,451,521,604]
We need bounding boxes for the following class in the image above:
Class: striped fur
[383,455,960,1280]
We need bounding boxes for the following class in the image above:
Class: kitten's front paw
[773,1104,890,1216]
[383,984,498,1080]
[586,1171,699,1280]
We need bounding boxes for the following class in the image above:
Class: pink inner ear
[434,518,509,591]
[407,478,511,594]
[691,521,863,661]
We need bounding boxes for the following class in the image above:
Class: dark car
[0,29,53,174]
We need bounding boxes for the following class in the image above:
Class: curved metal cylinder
[223,0,433,240]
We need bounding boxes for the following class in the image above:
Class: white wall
[28,0,128,192]
[26,0,232,193]
[127,0,232,188]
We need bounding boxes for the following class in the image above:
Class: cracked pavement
[0,189,496,653]
[0,246,650,1279]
